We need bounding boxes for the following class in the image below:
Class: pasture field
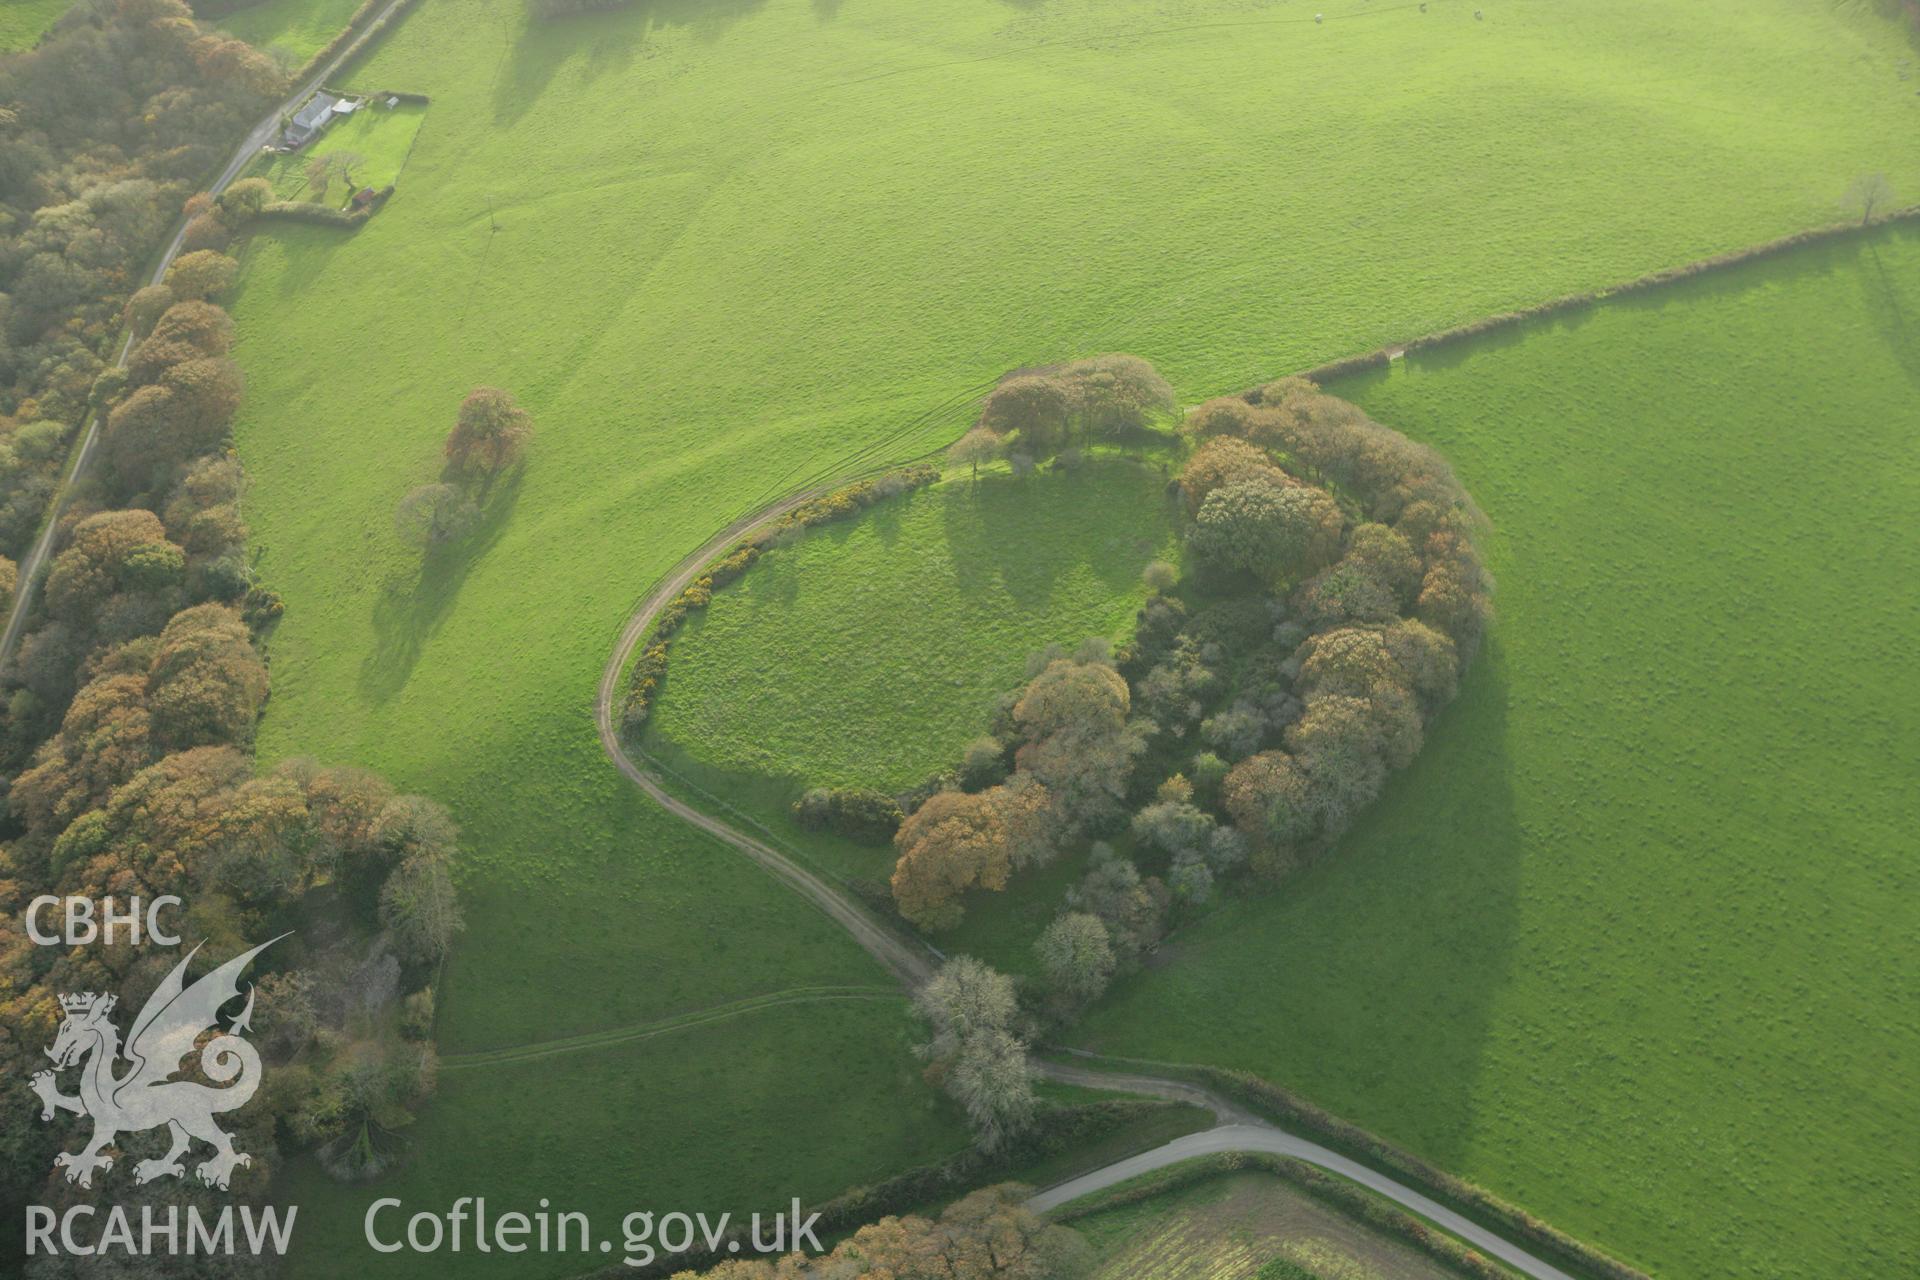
[220,0,365,64]
[282,998,970,1280]
[0,0,66,51]
[645,458,1177,794]
[1073,1167,1456,1280]
[1076,226,1920,1279]
[247,101,429,203]
[216,0,1920,1264]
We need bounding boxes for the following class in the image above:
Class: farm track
[0,0,419,664]
[591,477,1585,1280]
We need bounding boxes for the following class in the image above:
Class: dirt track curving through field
[590,484,1586,1280]
[0,0,419,665]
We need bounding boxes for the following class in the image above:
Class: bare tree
[1842,173,1894,226]
[305,149,368,197]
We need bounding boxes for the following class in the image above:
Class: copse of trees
[973,353,1174,463]
[444,385,534,487]
[914,957,1037,1152]
[851,363,1484,1027]
[391,386,537,553]
[0,93,468,1229]
[0,0,280,436]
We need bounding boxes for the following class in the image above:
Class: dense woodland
[0,2,464,1261]
[0,0,280,560]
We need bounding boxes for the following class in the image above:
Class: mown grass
[247,101,428,203]
[220,0,366,64]
[1074,1168,1454,1280]
[217,0,1920,1268]
[1076,227,1920,1279]
[0,0,67,51]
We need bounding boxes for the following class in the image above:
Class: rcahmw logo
[23,932,299,1260]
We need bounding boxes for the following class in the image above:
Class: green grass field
[1076,226,1920,1279]
[284,998,969,1280]
[0,0,68,51]
[220,0,365,65]
[247,101,429,203]
[647,459,1177,793]
[216,0,1920,1269]
[1073,1167,1455,1280]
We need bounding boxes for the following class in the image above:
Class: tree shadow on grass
[940,459,1166,612]
[492,0,768,128]
[358,469,526,705]
[266,223,359,301]
[1858,229,1920,391]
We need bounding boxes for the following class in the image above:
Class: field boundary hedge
[1287,205,1920,386]
[289,0,429,88]
[606,1098,1192,1278]
[1054,1151,1511,1280]
[619,462,941,732]
[1168,1066,1649,1280]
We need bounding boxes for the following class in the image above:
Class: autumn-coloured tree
[978,374,1073,455]
[948,425,1002,481]
[179,211,231,254]
[305,149,367,195]
[145,602,268,750]
[1180,394,1270,442]
[124,283,176,336]
[43,508,180,625]
[1011,657,1144,831]
[1187,476,1343,585]
[1177,435,1292,513]
[1061,353,1174,439]
[668,1184,1090,1278]
[218,177,276,221]
[165,249,240,301]
[891,783,1042,931]
[444,387,534,487]
[1222,750,1317,877]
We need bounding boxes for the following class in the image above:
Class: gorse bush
[792,786,904,845]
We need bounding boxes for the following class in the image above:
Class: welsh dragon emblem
[28,936,282,1191]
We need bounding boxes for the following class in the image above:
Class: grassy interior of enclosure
[1077,226,1920,1280]
[216,0,1920,1265]
[219,0,366,64]
[647,459,1177,794]
[247,101,429,203]
[1075,1167,1458,1280]
[0,0,69,51]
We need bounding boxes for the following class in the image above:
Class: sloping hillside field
[212,0,1920,1274]
[1076,226,1920,1279]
